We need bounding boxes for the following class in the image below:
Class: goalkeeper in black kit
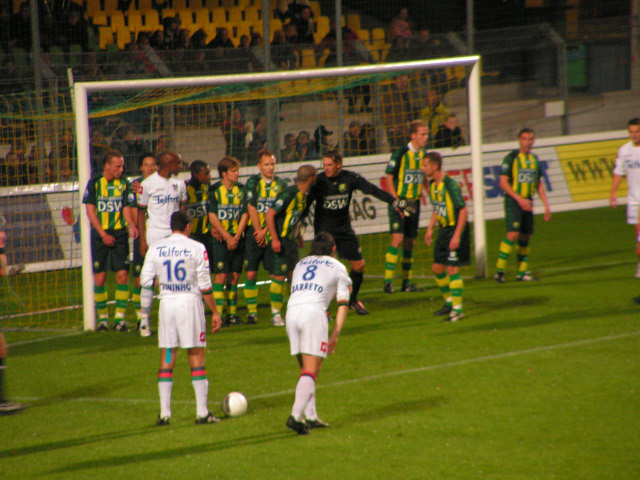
[304,150,414,315]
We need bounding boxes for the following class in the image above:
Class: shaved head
[158,151,182,176]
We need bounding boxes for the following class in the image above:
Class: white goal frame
[73,56,486,331]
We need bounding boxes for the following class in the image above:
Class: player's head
[444,114,458,130]
[518,128,535,153]
[296,164,317,190]
[138,153,157,178]
[409,120,429,149]
[422,151,442,179]
[257,150,276,180]
[310,232,336,256]
[627,118,640,146]
[218,156,241,182]
[103,150,125,179]
[170,210,191,234]
[322,150,342,178]
[159,151,182,175]
[190,160,211,185]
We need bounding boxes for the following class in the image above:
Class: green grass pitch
[1,207,639,479]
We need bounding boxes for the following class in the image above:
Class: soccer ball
[222,392,248,417]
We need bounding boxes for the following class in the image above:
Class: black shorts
[269,237,298,276]
[190,232,213,273]
[433,225,471,266]
[332,229,363,261]
[504,196,534,235]
[211,237,244,274]
[91,228,130,273]
[244,227,272,272]
[388,201,421,238]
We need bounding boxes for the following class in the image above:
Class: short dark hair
[258,150,275,163]
[518,127,534,137]
[190,159,208,176]
[138,153,156,168]
[628,118,640,127]
[170,211,191,232]
[410,119,428,135]
[104,150,123,166]
[322,149,343,167]
[217,156,240,177]
[296,164,317,183]
[426,151,442,170]
[310,232,335,256]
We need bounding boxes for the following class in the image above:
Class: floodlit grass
[1,207,639,479]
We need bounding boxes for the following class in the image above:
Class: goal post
[73,56,486,331]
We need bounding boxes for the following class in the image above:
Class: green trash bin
[566,44,587,89]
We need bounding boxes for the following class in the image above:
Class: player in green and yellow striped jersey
[208,156,248,326]
[83,150,138,331]
[243,151,288,325]
[494,128,551,283]
[265,165,317,326]
[186,160,213,264]
[423,152,470,322]
[383,120,429,293]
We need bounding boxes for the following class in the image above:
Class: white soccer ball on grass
[222,392,248,417]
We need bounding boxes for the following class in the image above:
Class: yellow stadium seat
[228,7,242,25]
[271,18,282,32]
[138,0,153,10]
[308,1,321,19]
[235,24,250,41]
[128,12,144,33]
[86,0,102,16]
[110,11,126,33]
[347,14,361,32]
[98,26,114,49]
[300,48,316,68]
[204,23,216,41]
[316,15,329,38]
[358,29,370,45]
[104,0,118,14]
[177,8,194,26]
[220,0,235,8]
[237,0,252,7]
[173,0,188,9]
[116,26,132,49]
[92,13,108,27]
[194,8,211,28]
[144,10,161,30]
[204,0,219,9]
[317,48,330,67]
[244,7,259,25]
[212,8,226,25]
[162,8,176,19]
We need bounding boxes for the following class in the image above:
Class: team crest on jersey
[128,193,135,203]
[339,183,347,193]
[236,191,243,201]
[447,250,458,262]
[247,191,253,200]
[172,184,178,191]
[275,199,284,209]
[203,250,209,261]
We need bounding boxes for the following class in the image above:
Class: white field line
[14,330,640,405]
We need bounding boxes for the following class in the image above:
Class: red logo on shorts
[320,342,328,352]
[200,332,206,342]
[203,250,209,261]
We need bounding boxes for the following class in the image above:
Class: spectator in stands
[419,88,450,142]
[284,22,300,51]
[0,140,34,186]
[388,7,413,40]
[271,29,296,70]
[152,0,169,14]
[221,108,246,163]
[187,29,208,71]
[279,0,312,23]
[208,27,235,51]
[154,134,169,157]
[247,116,267,165]
[281,133,300,163]
[294,5,315,45]
[312,125,334,158]
[27,145,44,183]
[162,15,180,50]
[0,58,22,96]
[150,30,166,50]
[386,36,411,63]
[343,120,361,157]
[381,75,414,151]
[296,130,313,161]
[229,34,252,73]
[433,114,465,148]
[360,123,377,155]
[58,8,88,51]
[410,28,444,60]
[49,128,76,181]
[111,125,146,176]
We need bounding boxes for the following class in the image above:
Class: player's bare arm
[537,181,551,221]
[86,204,115,246]
[265,207,281,253]
[208,211,234,247]
[328,304,349,354]
[450,206,468,251]
[610,174,623,208]
[137,207,148,255]
[385,173,398,200]
[202,291,221,333]
[247,203,267,246]
[499,175,532,211]
[425,210,438,246]
[231,212,249,249]
[123,206,139,239]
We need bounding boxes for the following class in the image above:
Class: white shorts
[627,203,639,225]
[286,304,329,358]
[147,227,172,249]
[158,295,206,349]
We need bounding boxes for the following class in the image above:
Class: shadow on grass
[23,377,137,409]
[336,395,449,427]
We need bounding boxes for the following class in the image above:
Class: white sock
[291,373,315,420]
[192,378,209,418]
[303,391,318,421]
[158,377,173,419]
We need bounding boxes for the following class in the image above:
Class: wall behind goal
[0,129,628,274]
